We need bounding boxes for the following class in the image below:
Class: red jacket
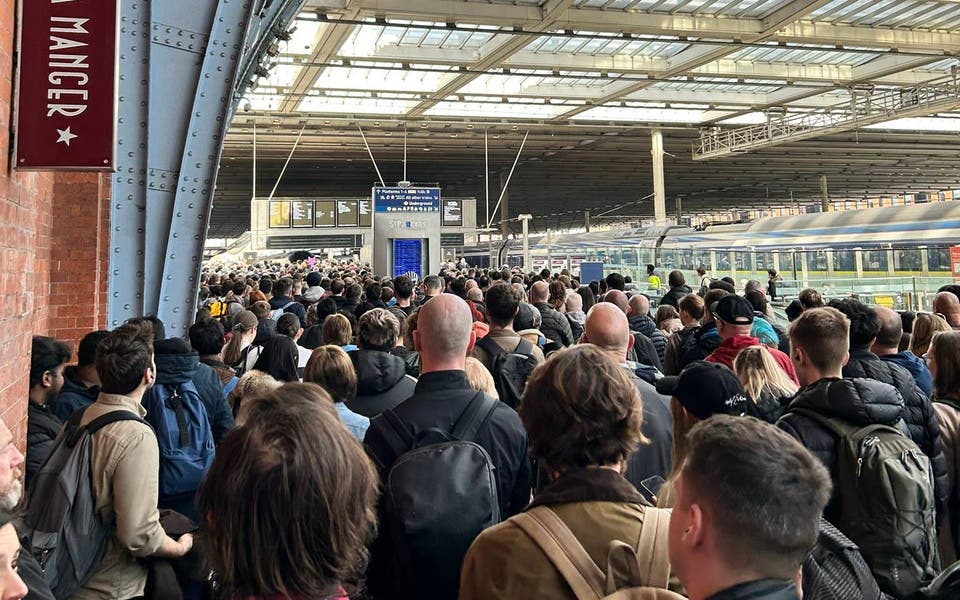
[705,335,799,385]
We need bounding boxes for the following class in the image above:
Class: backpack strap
[476,336,506,359]
[512,506,604,600]
[634,507,672,589]
[281,301,296,311]
[514,338,535,357]
[165,386,191,448]
[378,409,417,462]
[450,392,498,443]
[789,408,856,439]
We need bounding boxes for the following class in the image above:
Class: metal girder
[110,0,305,334]
[694,83,960,160]
[404,0,576,118]
[759,0,835,33]
[280,2,361,112]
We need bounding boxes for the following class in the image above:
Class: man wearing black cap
[705,295,798,385]
[655,361,753,423]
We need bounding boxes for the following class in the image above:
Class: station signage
[374,187,441,213]
[15,0,118,170]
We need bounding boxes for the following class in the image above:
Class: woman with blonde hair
[322,313,358,351]
[911,312,952,358]
[464,357,498,399]
[733,345,799,423]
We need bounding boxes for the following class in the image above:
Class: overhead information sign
[374,187,440,213]
[442,199,462,226]
[338,200,359,227]
[292,201,313,228]
[315,200,336,227]
[269,201,290,228]
[16,0,119,170]
[359,200,372,227]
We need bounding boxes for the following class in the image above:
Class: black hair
[827,298,880,350]
[189,319,227,356]
[30,336,71,389]
[277,313,302,339]
[253,336,300,382]
[77,330,111,367]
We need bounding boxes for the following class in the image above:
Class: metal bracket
[151,22,209,54]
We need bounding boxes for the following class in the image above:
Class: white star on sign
[56,127,78,146]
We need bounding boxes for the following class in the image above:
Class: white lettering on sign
[46,15,90,118]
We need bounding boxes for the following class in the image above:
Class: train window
[660,249,676,269]
[833,250,855,272]
[929,247,951,272]
[694,250,712,270]
[735,252,749,271]
[864,250,888,272]
[895,249,922,272]
[755,252,773,270]
[807,250,828,272]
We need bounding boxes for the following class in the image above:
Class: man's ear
[466,330,477,354]
[413,330,422,353]
[41,371,54,389]
[684,502,706,549]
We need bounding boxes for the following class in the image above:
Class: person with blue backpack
[145,338,219,521]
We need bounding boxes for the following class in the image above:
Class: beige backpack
[513,505,686,600]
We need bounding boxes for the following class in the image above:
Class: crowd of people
[14,258,960,599]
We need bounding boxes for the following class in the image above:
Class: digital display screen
[393,239,423,279]
[291,201,314,228]
[269,201,291,228]
[359,200,372,227]
[374,187,441,213]
[338,199,359,227]
[442,199,462,226]
[314,200,336,227]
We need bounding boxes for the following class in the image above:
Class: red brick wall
[0,3,111,449]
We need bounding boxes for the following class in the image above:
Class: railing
[694,81,960,160]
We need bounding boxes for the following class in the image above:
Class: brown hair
[520,345,646,471]
[654,304,679,327]
[678,293,705,320]
[911,312,952,358]
[549,280,567,312]
[402,309,420,349]
[199,383,378,598]
[798,288,824,310]
[680,416,831,577]
[322,313,353,346]
[788,307,849,373]
[930,331,960,399]
[304,346,357,404]
[96,321,154,395]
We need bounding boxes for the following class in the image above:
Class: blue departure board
[393,239,423,279]
[374,187,440,213]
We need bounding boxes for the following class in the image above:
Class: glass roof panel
[575,105,706,122]
[314,66,454,94]
[425,100,570,119]
[245,94,283,111]
[866,117,960,132]
[286,20,323,55]
[297,96,417,114]
[727,46,877,66]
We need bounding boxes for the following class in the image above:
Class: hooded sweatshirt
[706,334,799,385]
[880,350,933,397]
[345,349,417,418]
[50,365,100,422]
[154,341,234,444]
[300,285,325,304]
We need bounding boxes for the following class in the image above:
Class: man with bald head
[873,305,933,396]
[934,291,960,329]
[529,279,574,347]
[363,294,531,599]
[601,289,662,370]
[628,293,667,365]
[583,303,673,493]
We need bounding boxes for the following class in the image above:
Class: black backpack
[371,392,501,598]
[476,337,538,409]
[23,408,149,598]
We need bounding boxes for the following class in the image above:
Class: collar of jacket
[706,579,799,600]
[414,370,470,394]
[28,399,52,413]
[96,392,148,417]
[528,467,649,509]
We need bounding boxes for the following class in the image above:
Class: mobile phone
[640,475,666,502]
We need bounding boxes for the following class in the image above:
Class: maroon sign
[15,0,118,170]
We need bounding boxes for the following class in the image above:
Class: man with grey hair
[347,308,417,418]
[364,294,531,599]
[529,280,574,347]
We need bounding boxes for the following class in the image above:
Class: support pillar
[499,170,510,240]
[651,129,667,223]
[519,214,533,273]
[921,247,930,278]
[826,249,835,278]
[886,248,896,277]
[584,210,590,232]
[799,251,809,288]
[855,250,865,279]
[820,175,830,212]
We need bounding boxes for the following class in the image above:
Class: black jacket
[346,349,417,418]
[15,525,55,600]
[390,346,421,378]
[678,321,721,370]
[26,401,62,487]
[627,332,663,371]
[155,348,235,444]
[629,314,667,365]
[622,371,673,490]
[707,580,800,600]
[842,349,949,518]
[533,302,574,347]
[658,285,693,309]
[778,378,905,522]
[363,370,531,599]
[49,366,99,422]
[355,298,388,320]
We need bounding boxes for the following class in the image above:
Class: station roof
[211,0,960,238]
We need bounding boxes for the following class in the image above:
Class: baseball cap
[654,361,750,420]
[712,294,755,325]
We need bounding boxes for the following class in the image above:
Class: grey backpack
[793,409,940,598]
[24,408,149,599]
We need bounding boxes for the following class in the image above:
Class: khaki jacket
[459,468,677,600]
[71,393,166,600]
[934,398,960,565]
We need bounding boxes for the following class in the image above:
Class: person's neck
[419,358,466,373]
[76,365,100,388]
[681,316,699,327]
[28,388,49,406]
[489,323,514,333]
[397,297,412,307]
[605,349,629,364]
[871,344,899,357]
[684,563,772,600]
[802,368,843,387]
